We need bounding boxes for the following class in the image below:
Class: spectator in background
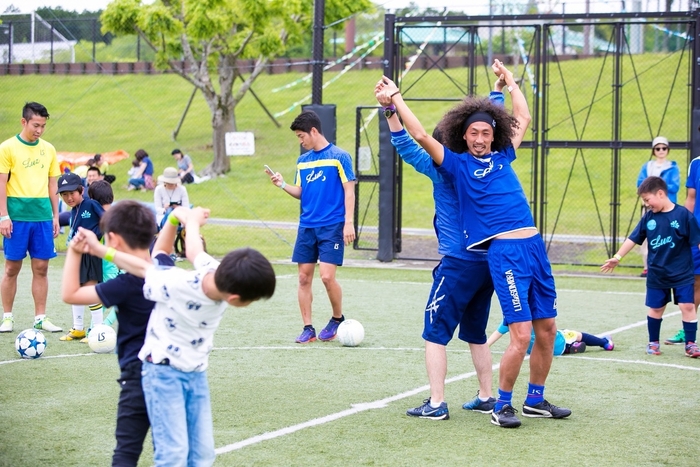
[171,149,195,184]
[154,167,190,227]
[73,158,93,179]
[93,154,115,184]
[128,149,155,191]
[637,136,680,278]
[86,166,104,187]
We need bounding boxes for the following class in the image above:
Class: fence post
[692,11,700,171]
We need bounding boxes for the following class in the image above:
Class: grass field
[1,257,699,466]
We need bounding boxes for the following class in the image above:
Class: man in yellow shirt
[0,102,63,333]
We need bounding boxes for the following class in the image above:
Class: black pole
[611,22,624,254]
[311,0,325,105]
[377,13,397,262]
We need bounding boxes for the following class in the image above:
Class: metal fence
[373,10,699,266]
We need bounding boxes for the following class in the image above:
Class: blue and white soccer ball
[15,328,47,359]
[336,319,365,347]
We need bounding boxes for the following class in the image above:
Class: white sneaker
[34,317,63,332]
[0,317,13,333]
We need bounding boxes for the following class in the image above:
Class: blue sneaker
[318,316,344,341]
[406,398,449,420]
[462,392,496,413]
[295,327,316,344]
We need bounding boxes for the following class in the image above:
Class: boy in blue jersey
[377,73,509,420]
[62,200,164,466]
[266,110,357,344]
[57,172,105,343]
[377,59,570,428]
[602,176,700,358]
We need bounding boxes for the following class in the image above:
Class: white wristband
[280,181,286,190]
[0,215,10,222]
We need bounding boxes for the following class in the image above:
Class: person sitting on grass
[601,176,700,358]
[61,199,161,466]
[71,205,277,466]
[488,319,614,355]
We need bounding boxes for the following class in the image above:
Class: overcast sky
[0,0,687,16]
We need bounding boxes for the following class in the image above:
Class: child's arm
[74,227,153,278]
[183,207,210,263]
[61,236,101,305]
[601,238,638,272]
[486,330,504,347]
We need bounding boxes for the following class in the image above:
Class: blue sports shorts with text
[292,222,345,265]
[487,234,557,325]
[3,220,56,261]
[422,256,494,346]
[646,283,695,308]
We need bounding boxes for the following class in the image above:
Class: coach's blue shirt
[295,143,356,228]
[437,145,535,250]
[391,129,486,262]
[629,204,700,288]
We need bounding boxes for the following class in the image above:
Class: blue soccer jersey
[68,198,104,241]
[437,145,535,250]
[295,143,356,228]
[629,205,700,288]
[687,156,700,219]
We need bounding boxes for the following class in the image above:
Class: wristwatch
[383,104,396,118]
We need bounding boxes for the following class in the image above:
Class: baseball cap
[57,173,83,193]
[652,136,669,148]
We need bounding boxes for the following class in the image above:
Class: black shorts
[80,253,103,285]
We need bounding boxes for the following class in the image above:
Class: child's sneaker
[646,341,661,355]
[406,398,449,420]
[0,316,14,333]
[603,336,614,351]
[664,329,685,345]
[318,316,344,341]
[685,342,700,358]
[34,317,63,332]
[295,327,316,344]
[59,328,86,341]
[80,328,92,344]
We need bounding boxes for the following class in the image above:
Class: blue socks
[524,383,545,406]
[682,320,698,344]
[494,389,513,412]
[647,316,662,343]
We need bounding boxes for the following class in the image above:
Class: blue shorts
[292,222,345,265]
[3,220,56,261]
[646,283,695,308]
[487,235,558,325]
[422,256,494,345]
[692,246,700,275]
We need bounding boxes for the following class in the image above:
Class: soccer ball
[88,324,117,354]
[15,329,47,359]
[336,319,365,347]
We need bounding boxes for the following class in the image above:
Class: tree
[101,0,372,175]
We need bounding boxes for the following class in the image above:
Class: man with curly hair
[376,60,570,428]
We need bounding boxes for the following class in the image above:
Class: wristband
[613,254,622,261]
[168,213,180,226]
[280,181,287,190]
[390,90,401,98]
[104,247,117,263]
[0,215,9,222]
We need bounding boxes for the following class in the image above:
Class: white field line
[214,309,682,456]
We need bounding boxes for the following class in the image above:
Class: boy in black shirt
[602,176,700,358]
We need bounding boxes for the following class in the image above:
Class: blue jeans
[129,178,145,188]
[141,361,215,467]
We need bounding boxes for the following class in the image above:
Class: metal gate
[355,10,699,266]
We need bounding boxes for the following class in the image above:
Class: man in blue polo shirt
[266,110,357,344]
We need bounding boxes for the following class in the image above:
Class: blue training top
[628,204,700,288]
[295,143,356,228]
[68,198,104,241]
[437,145,535,250]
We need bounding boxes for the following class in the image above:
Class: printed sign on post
[225,132,255,156]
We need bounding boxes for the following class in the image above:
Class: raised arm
[376,77,445,165]
[492,60,531,150]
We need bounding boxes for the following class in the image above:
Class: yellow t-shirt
[0,135,61,221]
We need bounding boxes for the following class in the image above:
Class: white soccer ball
[15,329,47,359]
[88,324,117,354]
[336,319,365,347]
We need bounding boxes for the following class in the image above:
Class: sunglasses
[654,146,669,152]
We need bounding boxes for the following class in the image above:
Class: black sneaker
[406,398,449,420]
[522,399,571,419]
[490,404,521,428]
